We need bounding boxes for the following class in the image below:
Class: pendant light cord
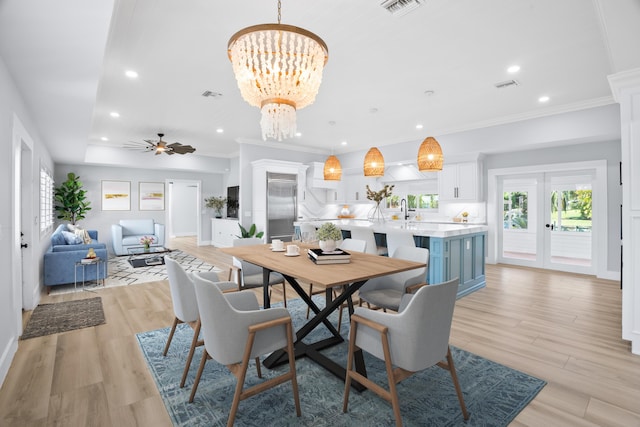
[277,0,282,24]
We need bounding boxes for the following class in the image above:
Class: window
[503,191,528,229]
[40,166,54,232]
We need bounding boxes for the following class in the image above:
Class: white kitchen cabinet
[439,161,481,202]
[211,218,239,248]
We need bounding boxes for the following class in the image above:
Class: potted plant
[316,222,343,252]
[205,196,227,218]
[54,172,91,225]
[237,223,264,239]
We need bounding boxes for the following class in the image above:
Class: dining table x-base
[262,272,368,390]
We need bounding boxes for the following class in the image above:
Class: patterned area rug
[22,297,105,339]
[50,250,223,295]
[136,298,546,426]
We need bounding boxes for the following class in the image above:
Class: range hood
[381,164,436,182]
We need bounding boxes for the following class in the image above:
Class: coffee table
[127,246,172,268]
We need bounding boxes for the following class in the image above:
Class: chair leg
[342,318,358,413]
[445,347,469,420]
[380,330,403,427]
[188,348,210,403]
[281,282,287,308]
[180,319,201,388]
[163,317,179,356]
[255,357,262,378]
[285,321,301,417]
[227,330,258,427]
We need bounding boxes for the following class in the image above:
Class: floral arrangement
[140,236,155,247]
[205,196,227,217]
[315,222,342,241]
[461,211,469,218]
[366,184,395,203]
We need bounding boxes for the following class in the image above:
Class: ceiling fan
[125,133,196,155]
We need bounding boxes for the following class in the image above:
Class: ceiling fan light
[417,136,443,171]
[364,147,385,177]
[228,1,328,142]
[324,155,342,180]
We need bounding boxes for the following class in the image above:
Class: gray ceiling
[1,0,639,167]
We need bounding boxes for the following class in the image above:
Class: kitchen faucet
[400,198,409,220]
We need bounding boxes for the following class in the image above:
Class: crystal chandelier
[227,0,329,141]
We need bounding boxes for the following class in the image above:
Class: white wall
[0,55,54,386]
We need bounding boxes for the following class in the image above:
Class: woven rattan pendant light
[417,136,443,171]
[363,147,385,177]
[323,155,342,180]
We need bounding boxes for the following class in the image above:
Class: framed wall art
[101,180,131,211]
[139,181,165,211]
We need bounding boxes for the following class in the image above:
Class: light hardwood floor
[0,236,638,426]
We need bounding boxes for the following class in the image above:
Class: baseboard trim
[600,270,621,281]
[0,336,18,388]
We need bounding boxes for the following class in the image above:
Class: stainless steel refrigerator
[266,172,297,243]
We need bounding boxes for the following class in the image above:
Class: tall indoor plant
[54,172,91,225]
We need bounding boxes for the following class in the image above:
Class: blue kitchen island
[294,219,488,298]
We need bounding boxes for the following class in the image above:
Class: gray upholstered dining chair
[231,237,288,307]
[385,230,416,258]
[163,256,235,388]
[349,226,388,256]
[190,273,301,426]
[357,246,429,312]
[343,278,469,426]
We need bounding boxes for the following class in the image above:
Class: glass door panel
[544,173,594,274]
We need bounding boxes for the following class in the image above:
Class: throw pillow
[61,230,82,245]
[74,227,92,244]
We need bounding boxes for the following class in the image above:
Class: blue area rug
[136,297,545,426]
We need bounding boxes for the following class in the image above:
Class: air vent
[380,0,423,17]
[494,80,520,89]
[201,90,223,98]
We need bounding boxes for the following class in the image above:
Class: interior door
[543,172,595,274]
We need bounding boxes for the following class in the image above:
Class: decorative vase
[143,243,150,251]
[319,240,337,252]
[368,202,385,223]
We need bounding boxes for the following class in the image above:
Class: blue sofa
[44,224,108,288]
[111,219,165,255]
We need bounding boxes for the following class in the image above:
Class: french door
[498,171,595,274]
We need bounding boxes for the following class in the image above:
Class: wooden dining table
[220,242,426,389]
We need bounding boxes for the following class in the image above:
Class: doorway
[488,160,606,277]
[166,179,202,244]
[498,171,595,274]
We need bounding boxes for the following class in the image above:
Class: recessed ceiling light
[125,70,138,78]
[216,128,224,133]
[416,124,424,130]
[538,95,550,103]
[507,65,520,73]
[100,137,109,141]
[424,90,435,96]
[109,111,120,118]
[341,141,347,146]
[295,132,302,137]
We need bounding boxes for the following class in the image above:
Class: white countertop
[294,219,488,238]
